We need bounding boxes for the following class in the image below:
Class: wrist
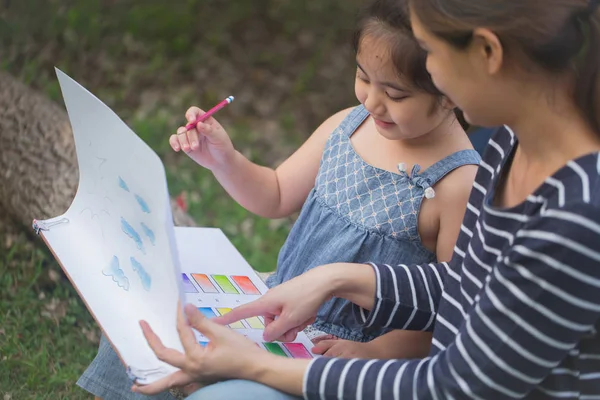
[243,353,310,396]
[319,262,376,310]
[242,352,278,381]
[211,149,242,175]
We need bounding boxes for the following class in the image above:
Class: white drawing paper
[34,69,315,385]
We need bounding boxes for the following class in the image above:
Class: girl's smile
[372,117,396,129]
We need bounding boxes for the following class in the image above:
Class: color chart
[183,273,262,296]
[194,306,312,359]
[176,227,316,360]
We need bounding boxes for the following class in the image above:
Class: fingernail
[191,141,198,148]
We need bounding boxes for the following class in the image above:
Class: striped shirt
[304,127,600,399]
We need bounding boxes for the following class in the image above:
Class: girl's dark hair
[353,0,468,129]
[409,0,600,133]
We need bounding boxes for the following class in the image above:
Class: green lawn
[0,0,360,397]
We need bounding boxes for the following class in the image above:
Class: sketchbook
[32,69,315,385]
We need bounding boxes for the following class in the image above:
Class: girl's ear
[471,28,504,75]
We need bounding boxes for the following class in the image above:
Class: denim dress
[266,105,481,342]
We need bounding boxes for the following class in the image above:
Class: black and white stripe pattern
[305,127,600,399]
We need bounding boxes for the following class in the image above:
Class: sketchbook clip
[32,218,70,234]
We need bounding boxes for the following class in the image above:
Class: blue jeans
[186,380,300,400]
[79,335,300,400]
[77,335,174,399]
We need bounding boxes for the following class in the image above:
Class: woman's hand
[132,303,267,395]
[215,263,376,342]
[214,267,338,342]
[169,106,236,171]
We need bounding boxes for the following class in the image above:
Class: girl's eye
[386,93,408,102]
[357,75,369,83]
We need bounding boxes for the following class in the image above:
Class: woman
[134,0,600,398]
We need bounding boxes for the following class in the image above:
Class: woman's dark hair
[409,0,600,133]
[353,0,468,129]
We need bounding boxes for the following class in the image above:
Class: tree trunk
[0,71,196,242]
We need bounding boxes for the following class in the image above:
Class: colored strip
[211,275,239,294]
[192,274,219,293]
[199,341,209,347]
[182,274,198,293]
[215,308,245,329]
[263,342,288,357]
[245,316,264,329]
[231,275,261,295]
[197,307,217,319]
[283,343,312,359]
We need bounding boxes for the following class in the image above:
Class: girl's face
[354,34,453,141]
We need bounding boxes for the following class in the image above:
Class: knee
[186,380,298,400]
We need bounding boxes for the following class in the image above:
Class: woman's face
[409,7,512,128]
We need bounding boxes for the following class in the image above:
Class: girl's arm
[432,164,478,262]
[312,329,433,359]
[212,108,352,218]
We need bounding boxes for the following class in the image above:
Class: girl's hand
[313,330,433,359]
[311,339,375,358]
[132,303,266,395]
[169,106,235,171]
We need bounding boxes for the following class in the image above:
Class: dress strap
[396,150,481,199]
[337,105,369,138]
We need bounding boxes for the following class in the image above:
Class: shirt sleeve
[352,261,449,331]
[306,204,600,399]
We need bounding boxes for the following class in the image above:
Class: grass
[0,237,99,399]
[0,0,361,397]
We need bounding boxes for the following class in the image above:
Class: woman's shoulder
[551,151,600,210]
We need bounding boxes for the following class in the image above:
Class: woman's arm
[300,203,600,399]
[218,258,448,342]
[137,203,600,399]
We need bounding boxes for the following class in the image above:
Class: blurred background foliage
[0,1,363,397]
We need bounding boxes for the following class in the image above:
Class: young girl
[78,0,479,398]
[132,0,600,399]
[170,0,479,354]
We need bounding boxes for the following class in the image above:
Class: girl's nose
[363,89,386,117]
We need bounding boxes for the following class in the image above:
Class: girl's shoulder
[309,106,361,144]
[323,105,364,133]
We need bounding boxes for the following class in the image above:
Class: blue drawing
[102,256,130,290]
[135,194,151,213]
[121,217,145,253]
[118,176,130,192]
[130,257,151,291]
[141,222,155,246]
